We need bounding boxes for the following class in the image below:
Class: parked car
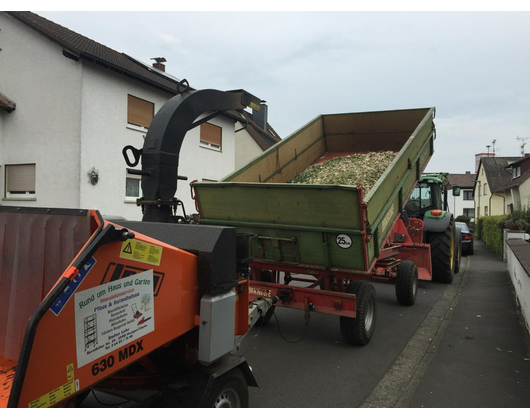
[456,221,474,255]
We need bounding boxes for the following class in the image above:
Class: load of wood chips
[289,151,396,193]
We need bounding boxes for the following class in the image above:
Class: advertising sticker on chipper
[74,270,155,367]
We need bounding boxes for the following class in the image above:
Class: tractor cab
[405,173,455,220]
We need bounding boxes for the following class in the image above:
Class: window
[483,183,488,195]
[513,166,521,179]
[200,122,222,150]
[127,95,154,128]
[5,164,36,198]
[484,206,489,216]
[125,172,141,200]
[463,208,474,219]
[463,190,473,200]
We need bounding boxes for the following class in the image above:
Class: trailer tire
[340,281,377,346]
[203,368,249,408]
[428,218,456,284]
[395,260,418,306]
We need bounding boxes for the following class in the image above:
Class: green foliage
[504,207,530,233]
[476,217,484,239]
[455,215,471,223]
[480,215,507,258]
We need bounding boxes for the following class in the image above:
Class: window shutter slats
[128,95,154,128]
[7,164,36,191]
[200,123,222,146]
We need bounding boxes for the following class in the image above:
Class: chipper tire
[428,218,456,284]
[395,260,418,306]
[340,280,377,346]
[203,368,249,408]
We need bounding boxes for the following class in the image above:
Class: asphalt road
[235,264,458,408]
[82,258,478,408]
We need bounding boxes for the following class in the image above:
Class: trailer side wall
[195,108,435,274]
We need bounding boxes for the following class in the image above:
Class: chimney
[151,57,167,72]
[252,101,268,131]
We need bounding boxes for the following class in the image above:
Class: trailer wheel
[428,218,456,284]
[203,368,249,408]
[340,281,377,346]
[395,260,418,306]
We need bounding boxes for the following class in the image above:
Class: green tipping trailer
[193,108,436,275]
[191,106,440,346]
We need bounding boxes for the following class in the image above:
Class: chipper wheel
[340,280,377,346]
[203,368,249,408]
[395,260,418,306]
[427,218,456,284]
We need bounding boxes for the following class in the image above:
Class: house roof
[9,11,184,95]
[497,170,530,191]
[238,110,282,151]
[479,156,521,193]
[8,12,281,151]
[447,173,475,189]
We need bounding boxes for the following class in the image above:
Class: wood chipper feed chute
[0,207,222,408]
[0,208,97,407]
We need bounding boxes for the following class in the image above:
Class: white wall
[78,62,172,220]
[0,13,240,220]
[234,121,264,170]
[0,13,83,208]
[506,240,530,333]
[450,188,475,219]
[79,62,237,220]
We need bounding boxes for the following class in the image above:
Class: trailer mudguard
[1,207,201,408]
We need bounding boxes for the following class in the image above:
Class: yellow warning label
[120,239,162,266]
[66,363,74,381]
[28,380,75,408]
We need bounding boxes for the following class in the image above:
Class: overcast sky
[37,11,530,174]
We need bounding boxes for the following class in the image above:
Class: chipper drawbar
[0,87,278,408]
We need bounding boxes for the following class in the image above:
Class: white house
[0,11,280,221]
[447,172,476,221]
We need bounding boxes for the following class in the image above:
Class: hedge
[478,215,507,258]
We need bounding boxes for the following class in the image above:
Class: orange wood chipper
[0,87,278,408]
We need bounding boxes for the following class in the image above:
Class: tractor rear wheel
[428,218,456,284]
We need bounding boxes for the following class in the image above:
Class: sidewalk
[409,240,530,407]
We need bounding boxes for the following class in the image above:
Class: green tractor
[404,173,462,283]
